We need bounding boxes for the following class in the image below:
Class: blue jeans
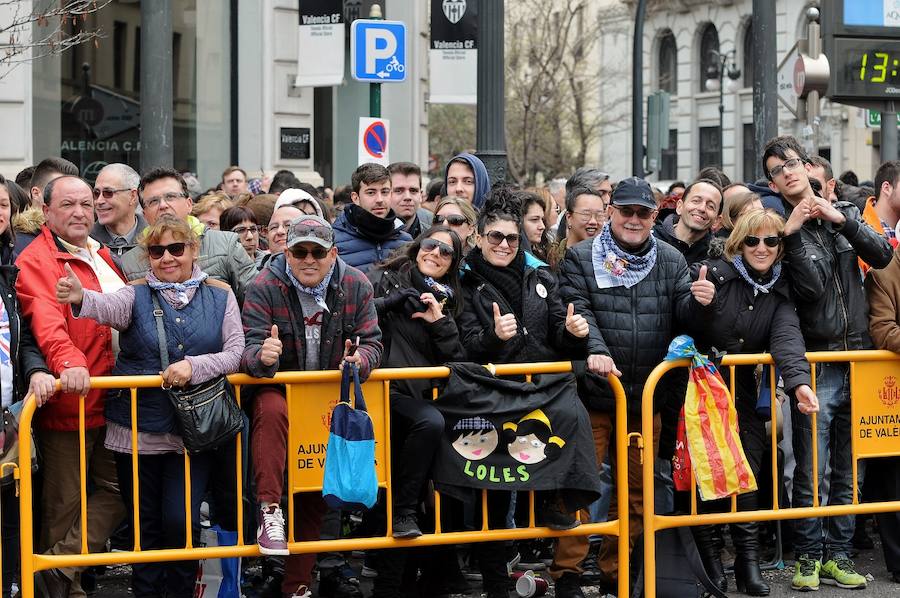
[790,362,854,559]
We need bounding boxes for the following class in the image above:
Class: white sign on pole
[429,0,477,104]
[358,117,390,166]
[295,1,345,87]
[776,42,802,117]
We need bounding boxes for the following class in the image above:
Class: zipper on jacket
[814,227,849,349]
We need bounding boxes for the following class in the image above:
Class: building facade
[0,0,429,189]
[591,0,880,185]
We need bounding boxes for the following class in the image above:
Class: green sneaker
[791,555,821,591]
[821,555,867,589]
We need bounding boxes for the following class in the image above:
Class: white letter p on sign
[365,29,396,74]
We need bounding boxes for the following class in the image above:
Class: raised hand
[56,263,84,305]
[691,265,715,307]
[259,324,283,367]
[565,302,589,338]
[808,196,846,226]
[492,302,517,341]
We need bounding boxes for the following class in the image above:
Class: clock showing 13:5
[858,52,900,82]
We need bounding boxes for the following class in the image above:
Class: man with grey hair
[90,163,148,261]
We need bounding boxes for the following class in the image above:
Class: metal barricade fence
[640,349,900,598]
[12,362,630,598]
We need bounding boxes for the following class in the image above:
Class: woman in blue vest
[55,216,245,598]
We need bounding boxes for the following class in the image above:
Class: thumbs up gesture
[56,263,84,305]
[565,302,589,338]
[492,302,518,341]
[691,264,716,306]
[259,324,283,366]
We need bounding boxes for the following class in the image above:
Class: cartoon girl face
[508,432,549,464]
[452,428,499,461]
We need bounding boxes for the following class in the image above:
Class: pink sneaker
[257,503,289,556]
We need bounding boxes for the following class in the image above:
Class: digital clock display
[834,37,900,99]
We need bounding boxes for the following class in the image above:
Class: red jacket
[15,226,125,431]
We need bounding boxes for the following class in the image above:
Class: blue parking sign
[351,20,407,83]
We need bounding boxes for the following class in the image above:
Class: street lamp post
[705,50,741,169]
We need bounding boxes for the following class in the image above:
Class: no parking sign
[358,117,390,165]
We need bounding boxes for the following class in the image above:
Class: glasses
[572,209,606,222]
[92,187,131,199]
[612,205,656,220]
[147,242,188,259]
[484,230,520,247]
[288,222,334,245]
[768,157,805,179]
[232,225,259,235]
[289,245,330,260]
[144,192,186,209]
[420,238,454,258]
[744,235,782,248]
[435,214,469,226]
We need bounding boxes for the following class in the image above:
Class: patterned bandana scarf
[591,223,658,289]
[147,265,208,309]
[287,261,336,312]
[731,255,781,295]
[423,276,454,299]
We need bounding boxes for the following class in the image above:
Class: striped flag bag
[667,335,757,501]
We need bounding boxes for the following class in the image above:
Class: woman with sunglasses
[434,197,477,254]
[690,209,818,596]
[55,215,244,598]
[366,226,466,596]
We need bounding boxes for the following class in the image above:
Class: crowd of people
[1,135,900,598]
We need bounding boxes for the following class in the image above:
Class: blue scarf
[731,256,781,295]
[287,261,336,312]
[591,223,658,289]
[147,265,208,309]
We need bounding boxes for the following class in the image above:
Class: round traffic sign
[363,120,388,158]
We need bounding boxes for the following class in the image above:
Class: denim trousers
[790,362,854,559]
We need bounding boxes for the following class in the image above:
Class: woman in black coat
[691,209,819,596]
[0,174,55,598]
[367,226,466,597]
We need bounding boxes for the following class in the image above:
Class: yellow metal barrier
[16,362,630,598]
[640,349,900,597]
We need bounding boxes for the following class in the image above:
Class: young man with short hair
[763,135,892,591]
[388,161,432,238]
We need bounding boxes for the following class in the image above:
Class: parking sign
[350,20,407,82]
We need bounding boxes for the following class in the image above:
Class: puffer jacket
[558,237,703,413]
[332,205,413,274]
[120,216,257,304]
[781,198,893,351]
[692,258,810,411]
[458,252,586,364]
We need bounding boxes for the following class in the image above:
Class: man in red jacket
[16,175,127,597]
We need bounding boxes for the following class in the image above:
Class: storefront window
[31,0,231,186]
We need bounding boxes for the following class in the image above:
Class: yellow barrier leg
[383,381,393,538]
[79,395,88,555]
[19,394,37,598]
[130,388,142,551]
[616,378,631,598]
[235,385,245,546]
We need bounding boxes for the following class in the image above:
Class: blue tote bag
[322,364,378,510]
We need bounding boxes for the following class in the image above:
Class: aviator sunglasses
[148,242,188,259]
[434,214,469,226]
[743,235,782,248]
[420,237,454,258]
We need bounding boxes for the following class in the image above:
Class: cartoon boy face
[508,433,549,464]
[452,428,499,461]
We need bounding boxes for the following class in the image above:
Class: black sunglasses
[147,242,188,259]
[290,245,330,260]
[744,235,782,248]
[484,230,520,247]
[420,238,454,258]
[92,187,131,199]
[435,214,469,226]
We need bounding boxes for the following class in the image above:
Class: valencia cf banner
[433,362,602,510]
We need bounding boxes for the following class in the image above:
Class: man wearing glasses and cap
[549,177,714,597]
[242,215,382,598]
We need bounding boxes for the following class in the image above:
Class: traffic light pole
[752,0,778,180]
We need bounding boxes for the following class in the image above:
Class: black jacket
[653,214,712,266]
[0,265,51,404]
[558,237,703,413]
[368,263,465,401]
[693,259,810,413]
[781,199,893,351]
[458,252,585,365]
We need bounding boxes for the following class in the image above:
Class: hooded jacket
[332,204,413,274]
[443,153,490,211]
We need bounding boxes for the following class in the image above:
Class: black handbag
[150,291,242,454]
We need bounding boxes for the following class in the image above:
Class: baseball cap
[610,177,656,210]
[286,215,334,249]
